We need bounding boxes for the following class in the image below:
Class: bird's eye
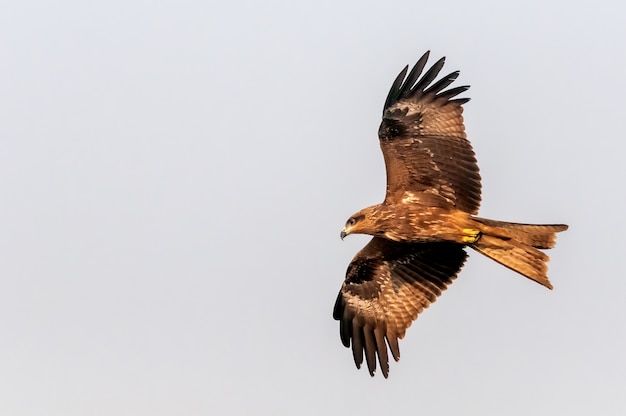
[347,217,356,226]
[389,127,401,137]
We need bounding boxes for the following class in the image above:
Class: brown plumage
[335,51,568,378]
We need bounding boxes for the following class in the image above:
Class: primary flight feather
[334,51,568,378]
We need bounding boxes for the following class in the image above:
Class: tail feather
[471,235,553,289]
[473,218,568,249]
[470,219,568,289]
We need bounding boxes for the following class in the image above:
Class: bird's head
[341,206,385,239]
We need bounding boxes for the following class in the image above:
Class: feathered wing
[333,237,467,378]
[379,51,482,214]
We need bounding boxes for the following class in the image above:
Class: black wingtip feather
[375,327,390,378]
[424,71,459,95]
[408,56,446,97]
[387,336,401,362]
[437,85,470,100]
[383,52,471,113]
[383,65,409,112]
[399,51,430,99]
[352,322,364,368]
[339,320,351,348]
[332,291,343,320]
[363,327,377,376]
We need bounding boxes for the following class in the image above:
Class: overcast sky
[1,1,625,415]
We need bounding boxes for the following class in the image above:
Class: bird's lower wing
[333,237,467,378]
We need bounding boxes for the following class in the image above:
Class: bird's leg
[461,228,481,243]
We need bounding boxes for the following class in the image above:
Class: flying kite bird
[334,51,568,378]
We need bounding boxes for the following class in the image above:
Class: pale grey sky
[1,1,625,415]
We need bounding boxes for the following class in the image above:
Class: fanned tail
[470,219,568,289]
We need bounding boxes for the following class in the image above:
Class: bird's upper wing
[333,237,467,378]
[379,51,482,214]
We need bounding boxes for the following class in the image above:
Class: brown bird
[334,51,568,378]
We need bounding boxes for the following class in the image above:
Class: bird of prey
[334,51,568,378]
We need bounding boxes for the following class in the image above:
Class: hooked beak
[340,230,347,240]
